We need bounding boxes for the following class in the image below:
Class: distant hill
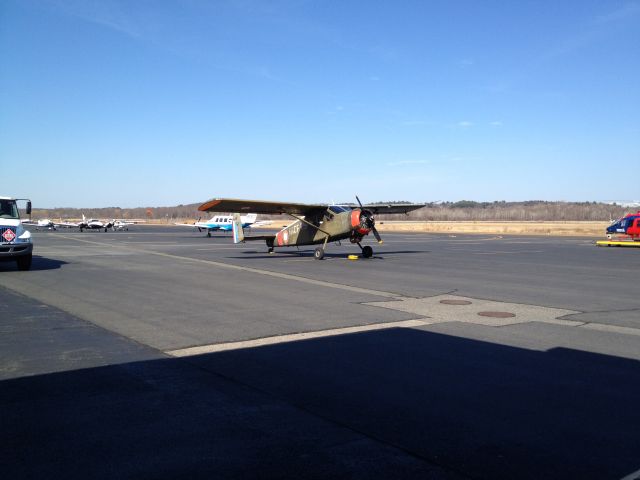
[29,201,633,223]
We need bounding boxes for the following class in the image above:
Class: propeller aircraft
[175,213,270,237]
[198,197,425,259]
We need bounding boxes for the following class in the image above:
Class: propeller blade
[372,226,383,244]
[355,195,363,208]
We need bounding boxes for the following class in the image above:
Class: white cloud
[490,121,503,127]
[457,121,473,128]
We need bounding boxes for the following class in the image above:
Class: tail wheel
[314,247,325,260]
[362,246,373,258]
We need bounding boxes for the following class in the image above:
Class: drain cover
[478,311,516,318]
[440,299,472,305]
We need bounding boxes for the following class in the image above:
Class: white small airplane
[77,215,143,232]
[22,218,78,230]
[110,219,145,231]
[74,215,113,232]
[175,213,270,237]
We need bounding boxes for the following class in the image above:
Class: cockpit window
[328,205,347,213]
[0,200,19,219]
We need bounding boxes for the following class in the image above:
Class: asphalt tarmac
[1,226,639,479]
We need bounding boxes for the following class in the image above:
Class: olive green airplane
[198,197,426,260]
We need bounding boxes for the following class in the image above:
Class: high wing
[198,198,327,216]
[360,203,426,215]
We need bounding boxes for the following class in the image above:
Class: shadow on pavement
[0,256,67,272]
[2,327,639,479]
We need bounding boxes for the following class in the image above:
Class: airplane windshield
[328,206,348,213]
[0,200,19,219]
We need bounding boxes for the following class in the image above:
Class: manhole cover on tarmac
[477,311,516,318]
[440,299,473,305]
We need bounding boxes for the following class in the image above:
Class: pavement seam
[166,319,428,357]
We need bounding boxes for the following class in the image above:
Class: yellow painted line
[596,240,640,248]
[166,319,427,357]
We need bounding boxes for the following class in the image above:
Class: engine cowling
[350,209,375,235]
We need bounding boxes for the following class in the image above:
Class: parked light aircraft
[111,219,142,231]
[175,213,270,237]
[198,197,425,259]
[22,218,77,230]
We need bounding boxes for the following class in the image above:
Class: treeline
[31,201,633,223]
[378,201,631,222]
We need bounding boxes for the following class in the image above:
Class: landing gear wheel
[314,247,325,260]
[268,247,274,254]
[16,254,32,271]
[362,246,373,258]
[207,231,211,237]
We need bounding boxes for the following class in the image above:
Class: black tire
[16,254,32,271]
[207,231,211,237]
[362,246,373,258]
[314,247,325,260]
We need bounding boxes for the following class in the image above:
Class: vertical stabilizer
[232,213,245,243]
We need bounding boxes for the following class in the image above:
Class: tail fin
[232,213,245,243]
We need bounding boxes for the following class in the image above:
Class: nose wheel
[357,243,373,258]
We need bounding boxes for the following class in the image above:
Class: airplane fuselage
[607,213,640,239]
[272,208,371,248]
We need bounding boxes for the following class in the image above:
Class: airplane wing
[54,220,81,227]
[248,220,273,227]
[361,203,426,215]
[174,222,221,230]
[198,198,327,216]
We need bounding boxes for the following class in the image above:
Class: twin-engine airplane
[606,211,640,240]
[198,197,425,259]
[175,213,270,237]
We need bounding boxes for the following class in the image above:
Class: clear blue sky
[1,1,639,208]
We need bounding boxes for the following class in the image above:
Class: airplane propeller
[356,195,383,244]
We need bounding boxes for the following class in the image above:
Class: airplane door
[628,218,640,236]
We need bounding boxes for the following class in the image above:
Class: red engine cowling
[350,209,374,236]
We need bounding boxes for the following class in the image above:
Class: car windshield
[0,200,19,219]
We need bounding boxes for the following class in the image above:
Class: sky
[1,0,639,208]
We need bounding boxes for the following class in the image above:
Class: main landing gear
[312,243,373,260]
